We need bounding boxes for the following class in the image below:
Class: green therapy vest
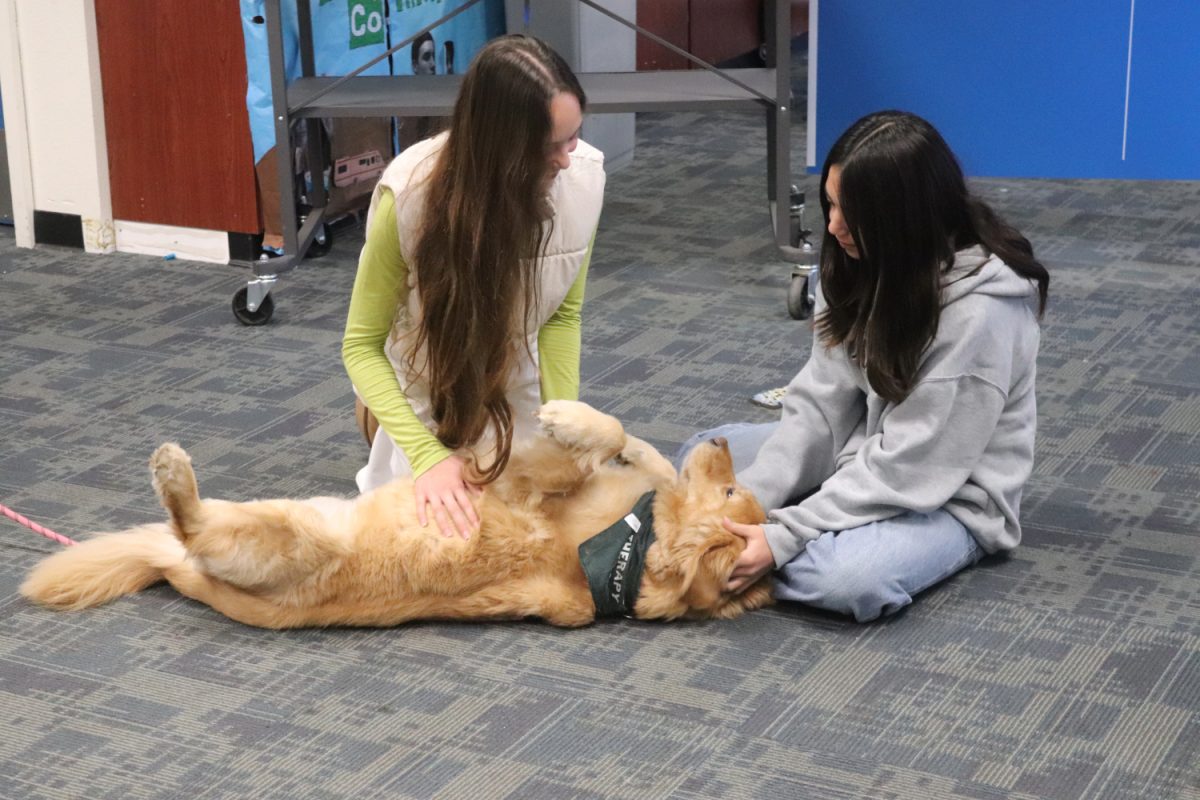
[577,492,657,618]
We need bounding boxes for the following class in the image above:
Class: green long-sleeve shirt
[342,188,590,477]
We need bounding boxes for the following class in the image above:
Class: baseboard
[114,220,231,264]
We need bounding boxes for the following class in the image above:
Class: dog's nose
[709,437,728,448]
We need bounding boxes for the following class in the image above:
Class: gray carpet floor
[2,53,1199,800]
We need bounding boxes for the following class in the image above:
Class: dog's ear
[678,530,775,619]
[681,533,740,611]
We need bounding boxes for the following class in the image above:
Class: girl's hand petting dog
[723,519,774,593]
[415,456,481,539]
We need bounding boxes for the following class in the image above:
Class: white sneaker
[750,386,787,409]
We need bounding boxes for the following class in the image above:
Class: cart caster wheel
[787,273,814,320]
[232,286,275,326]
[306,224,333,259]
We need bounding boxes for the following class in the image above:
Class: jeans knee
[774,512,981,622]
[672,431,710,470]
[775,540,912,623]
[675,421,780,473]
[820,570,906,622]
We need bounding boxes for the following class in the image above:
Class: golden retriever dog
[22,401,773,628]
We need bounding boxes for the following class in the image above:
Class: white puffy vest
[357,131,605,487]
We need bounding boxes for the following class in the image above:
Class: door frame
[0,0,35,246]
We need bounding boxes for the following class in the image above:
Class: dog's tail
[20,524,186,610]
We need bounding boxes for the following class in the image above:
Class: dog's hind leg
[150,443,351,593]
[163,562,309,629]
[150,443,205,542]
[165,497,354,595]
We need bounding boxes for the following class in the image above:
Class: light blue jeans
[675,422,984,622]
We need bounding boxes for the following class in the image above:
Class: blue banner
[389,0,504,78]
[240,0,393,164]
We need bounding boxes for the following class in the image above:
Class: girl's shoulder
[569,138,605,170]
[379,133,447,197]
[923,290,1039,389]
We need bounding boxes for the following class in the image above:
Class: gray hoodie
[740,246,1041,565]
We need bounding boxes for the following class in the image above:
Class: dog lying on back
[22,401,773,627]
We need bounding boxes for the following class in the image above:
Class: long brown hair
[407,35,585,482]
[816,110,1049,403]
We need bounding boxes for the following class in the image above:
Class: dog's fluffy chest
[332,490,580,600]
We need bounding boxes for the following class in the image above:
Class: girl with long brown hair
[676,110,1050,622]
[343,35,604,538]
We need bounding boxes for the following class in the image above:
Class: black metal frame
[242,0,798,318]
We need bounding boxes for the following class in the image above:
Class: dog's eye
[725,487,736,498]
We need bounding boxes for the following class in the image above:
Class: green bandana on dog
[578,491,657,618]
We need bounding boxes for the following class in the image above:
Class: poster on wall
[239,0,504,248]
[389,0,504,78]
[390,0,505,149]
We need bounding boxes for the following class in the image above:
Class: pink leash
[0,502,77,547]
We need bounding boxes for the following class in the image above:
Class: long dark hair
[816,110,1049,403]
[408,35,585,482]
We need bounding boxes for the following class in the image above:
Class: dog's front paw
[536,401,624,453]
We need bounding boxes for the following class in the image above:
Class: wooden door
[689,0,762,65]
[95,1,259,233]
[637,0,809,70]
[636,0,690,70]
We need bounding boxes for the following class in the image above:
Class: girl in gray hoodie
[680,110,1050,622]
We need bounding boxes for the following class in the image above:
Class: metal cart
[236,0,805,324]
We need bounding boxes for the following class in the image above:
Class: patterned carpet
[2,56,1199,800]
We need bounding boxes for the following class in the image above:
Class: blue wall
[814,1,1200,179]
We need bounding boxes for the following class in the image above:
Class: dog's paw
[614,435,677,485]
[536,401,623,452]
[542,595,596,628]
[149,443,195,499]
